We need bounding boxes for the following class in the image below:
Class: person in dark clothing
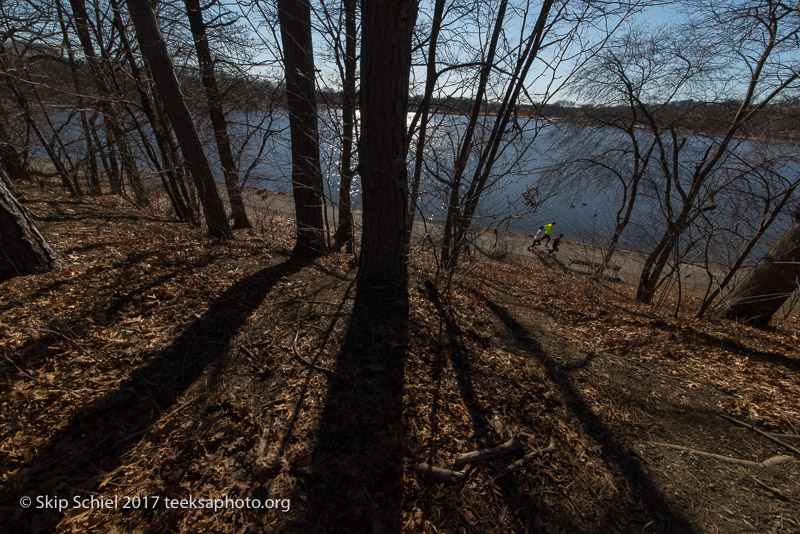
[548,233,563,255]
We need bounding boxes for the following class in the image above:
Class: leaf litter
[0,183,798,533]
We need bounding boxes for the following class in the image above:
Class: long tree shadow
[421,280,492,440]
[291,284,408,532]
[1,256,307,533]
[0,249,218,378]
[470,289,697,534]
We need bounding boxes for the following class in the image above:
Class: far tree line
[1,0,799,327]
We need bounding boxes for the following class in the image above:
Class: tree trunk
[126,0,232,239]
[184,0,251,229]
[278,0,327,257]
[357,0,417,289]
[56,0,101,195]
[405,0,446,251]
[711,210,800,327]
[111,0,196,224]
[333,0,357,252]
[0,170,63,281]
[440,0,508,268]
[69,0,147,206]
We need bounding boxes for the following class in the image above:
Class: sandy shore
[223,184,726,289]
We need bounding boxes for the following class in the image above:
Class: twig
[747,474,798,503]
[767,432,800,441]
[720,414,800,457]
[292,329,333,378]
[453,433,530,469]
[493,437,556,479]
[4,354,79,399]
[415,462,471,483]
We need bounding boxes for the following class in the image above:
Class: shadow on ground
[291,283,408,532]
[1,257,306,532]
[470,288,697,534]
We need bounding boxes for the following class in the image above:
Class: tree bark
[0,170,63,281]
[278,0,327,257]
[357,0,417,289]
[711,210,800,327]
[111,0,196,224]
[126,0,233,239]
[333,0,357,252]
[184,0,251,229]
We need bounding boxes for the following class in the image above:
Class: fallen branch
[766,432,800,441]
[292,329,334,378]
[453,433,531,469]
[493,437,556,479]
[747,474,799,503]
[646,441,794,469]
[720,414,800,457]
[415,462,471,483]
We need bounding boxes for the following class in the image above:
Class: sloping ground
[0,185,798,533]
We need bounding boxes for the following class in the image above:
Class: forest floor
[1,182,799,533]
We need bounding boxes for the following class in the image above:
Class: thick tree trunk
[357,0,417,289]
[126,0,232,239]
[333,0,357,252]
[711,210,800,327]
[111,0,196,224]
[278,0,327,256]
[0,170,62,281]
[184,0,251,229]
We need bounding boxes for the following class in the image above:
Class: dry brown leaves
[1,184,798,533]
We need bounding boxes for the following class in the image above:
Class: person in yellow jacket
[533,221,556,247]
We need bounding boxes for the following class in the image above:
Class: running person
[540,221,556,247]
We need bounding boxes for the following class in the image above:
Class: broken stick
[415,463,470,483]
[453,433,531,469]
[493,437,556,479]
[720,414,800,457]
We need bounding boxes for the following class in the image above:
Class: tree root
[292,329,334,378]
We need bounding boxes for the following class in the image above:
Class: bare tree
[278,0,327,256]
[632,0,800,304]
[184,0,251,229]
[68,0,148,204]
[126,0,233,239]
